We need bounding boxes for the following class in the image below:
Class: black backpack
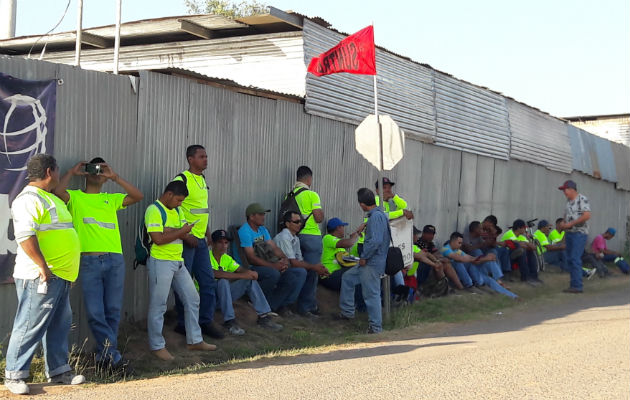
[134,201,170,268]
[277,187,312,233]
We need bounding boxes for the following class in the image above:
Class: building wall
[1,56,629,346]
[570,116,630,147]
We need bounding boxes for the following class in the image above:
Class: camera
[85,163,102,175]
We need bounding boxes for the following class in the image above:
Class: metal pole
[74,0,83,66]
[113,0,122,74]
[0,0,17,39]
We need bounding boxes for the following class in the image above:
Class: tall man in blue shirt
[339,188,390,334]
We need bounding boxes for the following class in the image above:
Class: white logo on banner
[0,194,17,255]
[1,94,48,171]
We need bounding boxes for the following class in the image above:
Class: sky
[11,0,630,118]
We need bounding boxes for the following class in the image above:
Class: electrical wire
[27,0,72,58]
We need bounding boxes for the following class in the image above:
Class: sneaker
[334,312,354,321]
[300,311,320,319]
[533,278,544,285]
[276,307,295,318]
[257,315,283,331]
[586,268,597,280]
[200,322,225,339]
[187,341,217,351]
[563,287,583,294]
[367,326,382,334]
[152,348,175,361]
[48,371,86,385]
[224,319,245,336]
[4,379,29,395]
[526,280,541,287]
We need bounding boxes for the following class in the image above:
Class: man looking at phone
[55,158,143,374]
[172,145,223,339]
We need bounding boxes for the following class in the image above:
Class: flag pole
[372,25,391,320]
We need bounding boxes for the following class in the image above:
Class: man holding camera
[55,157,143,374]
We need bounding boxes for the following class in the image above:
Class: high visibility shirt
[173,171,209,239]
[145,200,186,261]
[11,186,80,282]
[533,230,550,254]
[321,234,344,274]
[408,244,421,277]
[210,252,240,273]
[67,190,126,253]
[548,229,565,244]
[500,229,527,242]
[293,184,322,236]
[358,194,407,244]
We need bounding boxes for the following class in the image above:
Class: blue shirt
[440,243,466,258]
[238,223,271,248]
[361,206,390,270]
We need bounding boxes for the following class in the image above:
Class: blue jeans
[80,253,125,364]
[340,264,383,332]
[471,249,503,280]
[511,249,539,281]
[544,250,568,271]
[147,257,202,350]
[5,277,72,380]
[495,247,511,272]
[601,254,617,263]
[565,232,588,290]
[451,261,475,287]
[298,234,323,313]
[251,266,307,311]
[216,278,271,322]
[176,238,216,328]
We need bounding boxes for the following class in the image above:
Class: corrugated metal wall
[303,20,436,140]
[567,124,594,176]
[611,142,630,191]
[507,99,573,173]
[1,56,629,347]
[434,72,511,159]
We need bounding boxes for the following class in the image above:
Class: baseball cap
[558,180,577,191]
[245,203,271,217]
[538,220,550,229]
[422,225,436,234]
[375,177,395,188]
[327,217,349,231]
[413,226,421,236]
[606,227,616,236]
[211,229,231,242]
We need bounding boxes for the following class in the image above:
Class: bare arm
[149,224,192,245]
[53,161,87,203]
[312,209,324,224]
[214,267,258,280]
[563,211,591,229]
[99,164,143,206]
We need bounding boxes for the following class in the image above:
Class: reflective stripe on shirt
[82,217,116,230]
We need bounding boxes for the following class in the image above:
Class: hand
[272,262,288,272]
[484,253,496,261]
[38,265,53,282]
[313,264,329,277]
[355,223,367,235]
[359,258,367,266]
[70,161,88,176]
[245,270,258,280]
[403,209,414,220]
[183,233,197,247]
[99,163,118,182]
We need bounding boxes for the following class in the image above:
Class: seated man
[441,232,518,299]
[319,217,364,291]
[238,203,306,315]
[410,227,464,294]
[591,228,629,274]
[501,219,542,285]
[211,229,283,335]
[416,224,440,256]
[549,218,566,246]
[482,215,511,274]
[533,220,567,271]
[273,211,330,318]
[463,221,505,285]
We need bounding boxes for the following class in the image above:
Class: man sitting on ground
[441,232,518,299]
[534,220,567,271]
[273,211,329,318]
[549,218,566,246]
[210,229,282,335]
[319,217,364,291]
[591,228,628,273]
[501,219,542,286]
[238,203,306,315]
[463,221,505,286]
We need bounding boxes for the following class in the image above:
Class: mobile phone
[190,219,200,225]
[85,163,102,175]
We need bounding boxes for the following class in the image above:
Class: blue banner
[0,73,56,283]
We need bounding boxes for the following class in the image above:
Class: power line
[27,0,72,58]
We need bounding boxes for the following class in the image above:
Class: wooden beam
[179,20,214,39]
[80,31,112,48]
[268,7,303,28]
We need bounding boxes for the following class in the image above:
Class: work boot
[224,319,245,336]
[257,314,283,331]
[200,322,225,339]
[152,348,175,361]
[187,341,217,351]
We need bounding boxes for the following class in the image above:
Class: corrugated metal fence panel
[611,142,630,191]
[303,20,436,140]
[507,99,573,173]
[434,72,511,159]
[567,124,593,175]
[588,133,617,182]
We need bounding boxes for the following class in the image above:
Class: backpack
[134,201,168,269]
[277,187,312,233]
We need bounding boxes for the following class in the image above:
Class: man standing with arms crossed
[558,180,591,293]
[173,145,223,339]
[55,157,143,374]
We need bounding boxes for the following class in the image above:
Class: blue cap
[606,227,616,235]
[538,219,550,229]
[327,217,349,231]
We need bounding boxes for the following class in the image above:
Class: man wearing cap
[533,220,567,272]
[501,219,541,284]
[339,188,390,334]
[210,229,283,335]
[238,203,305,314]
[591,228,629,274]
[416,225,440,255]
[558,180,591,293]
[172,145,223,339]
[54,157,142,375]
[273,211,329,317]
[320,217,364,291]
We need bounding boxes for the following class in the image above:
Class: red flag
[307,26,376,77]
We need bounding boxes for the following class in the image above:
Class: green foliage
[184,0,268,18]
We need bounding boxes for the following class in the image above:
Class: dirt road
[5,287,629,399]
